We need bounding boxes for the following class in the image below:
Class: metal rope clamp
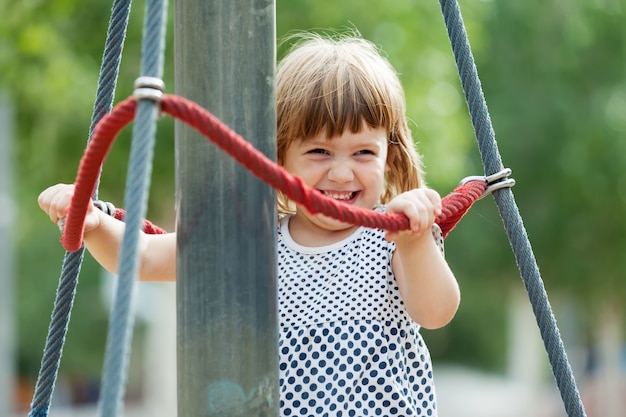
[57,200,117,233]
[460,168,515,200]
[133,76,165,104]
[93,199,117,217]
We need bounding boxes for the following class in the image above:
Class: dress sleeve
[432,223,445,256]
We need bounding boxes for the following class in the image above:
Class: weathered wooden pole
[174,1,277,416]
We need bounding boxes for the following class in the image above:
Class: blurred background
[1,0,625,416]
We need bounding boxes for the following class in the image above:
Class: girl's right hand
[37,183,100,233]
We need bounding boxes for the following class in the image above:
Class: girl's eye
[355,149,375,156]
[308,148,330,155]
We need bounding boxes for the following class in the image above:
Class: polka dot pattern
[277,216,443,416]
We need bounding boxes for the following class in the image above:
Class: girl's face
[283,124,389,242]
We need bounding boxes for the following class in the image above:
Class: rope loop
[60,94,486,252]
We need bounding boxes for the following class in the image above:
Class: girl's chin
[312,213,354,229]
[291,209,351,231]
[294,201,375,231]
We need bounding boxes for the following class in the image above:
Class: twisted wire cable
[438,1,586,415]
[95,0,169,415]
[28,1,132,415]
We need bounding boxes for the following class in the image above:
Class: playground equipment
[28,1,586,416]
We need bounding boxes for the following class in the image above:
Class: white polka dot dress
[278,216,444,417]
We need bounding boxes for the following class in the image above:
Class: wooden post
[174,1,277,416]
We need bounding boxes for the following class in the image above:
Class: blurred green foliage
[1,0,624,382]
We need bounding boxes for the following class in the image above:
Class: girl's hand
[384,188,442,243]
[37,183,100,233]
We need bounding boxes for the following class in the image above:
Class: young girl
[39,33,460,416]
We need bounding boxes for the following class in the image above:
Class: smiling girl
[39,32,459,416]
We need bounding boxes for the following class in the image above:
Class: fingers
[423,188,442,217]
[38,183,75,224]
[385,188,441,238]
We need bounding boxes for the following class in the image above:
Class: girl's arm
[386,188,460,329]
[83,210,177,282]
[38,183,176,282]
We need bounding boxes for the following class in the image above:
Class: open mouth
[319,190,358,202]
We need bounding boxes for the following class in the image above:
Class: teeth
[322,191,355,200]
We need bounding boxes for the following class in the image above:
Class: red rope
[437,181,485,238]
[62,95,486,252]
[113,208,167,235]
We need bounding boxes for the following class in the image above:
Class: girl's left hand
[384,188,442,243]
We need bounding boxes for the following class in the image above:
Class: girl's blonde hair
[276,32,423,215]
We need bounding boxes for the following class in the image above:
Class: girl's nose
[327,159,354,183]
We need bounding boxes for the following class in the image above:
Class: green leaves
[5,0,624,377]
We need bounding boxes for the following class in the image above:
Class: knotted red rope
[62,95,487,252]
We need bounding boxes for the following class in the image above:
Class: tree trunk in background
[0,93,16,415]
[596,303,624,417]
[508,288,545,385]
[142,283,177,416]
[506,288,548,415]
